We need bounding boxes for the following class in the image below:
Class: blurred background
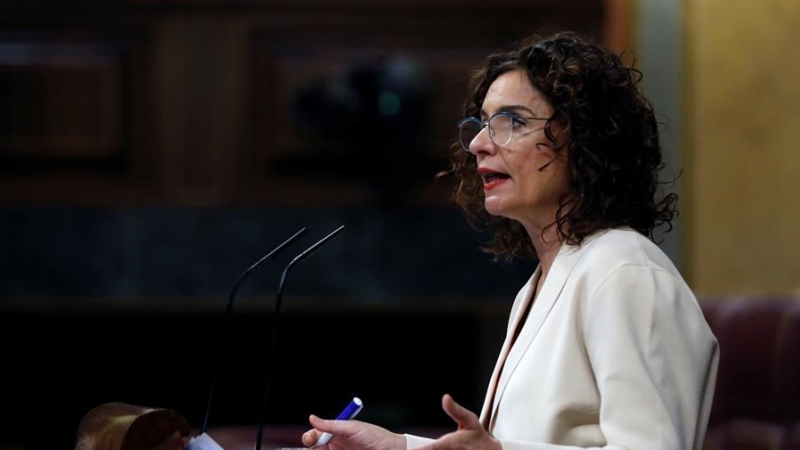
[1,0,799,449]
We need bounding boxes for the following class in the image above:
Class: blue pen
[312,397,364,448]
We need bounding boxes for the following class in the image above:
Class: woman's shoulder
[571,227,679,276]
[565,228,696,310]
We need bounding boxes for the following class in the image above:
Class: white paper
[187,432,227,450]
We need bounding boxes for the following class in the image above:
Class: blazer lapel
[479,269,540,428]
[487,242,589,430]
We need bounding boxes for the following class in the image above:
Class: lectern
[75,402,191,450]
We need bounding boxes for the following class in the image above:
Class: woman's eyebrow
[499,105,537,115]
[480,105,538,118]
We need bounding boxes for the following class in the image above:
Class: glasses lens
[490,113,513,147]
[458,118,482,152]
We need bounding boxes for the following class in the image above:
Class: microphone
[536,143,558,171]
[538,156,557,171]
[201,227,308,434]
[254,225,346,450]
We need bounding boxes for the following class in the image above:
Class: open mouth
[479,168,510,183]
[478,168,511,190]
[482,172,510,183]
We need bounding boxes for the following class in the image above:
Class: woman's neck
[528,225,562,283]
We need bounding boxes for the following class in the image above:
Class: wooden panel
[244,8,604,206]
[249,38,478,206]
[0,35,127,159]
[0,1,605,206]
[0,28,156,204]
[0,65,118,158]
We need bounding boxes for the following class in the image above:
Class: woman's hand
[417,394,502,450]
[301,415,406,450]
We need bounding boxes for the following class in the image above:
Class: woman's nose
[469,126,496,156]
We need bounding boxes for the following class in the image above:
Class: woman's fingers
[301,427,321,447]
[441,394,481,430]
[302,414,340,447]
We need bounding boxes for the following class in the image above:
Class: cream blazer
[407,228,719,450]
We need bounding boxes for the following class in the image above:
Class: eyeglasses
[456,111,548,153]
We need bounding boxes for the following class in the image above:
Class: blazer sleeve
[579,264,718,450]
[495,264,717,450]
[405,434,435,449]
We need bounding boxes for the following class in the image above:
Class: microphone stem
[201,228,307,434]
[255,269,288,450]
[254,225,345,450]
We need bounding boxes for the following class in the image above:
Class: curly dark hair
[442,31,678,261]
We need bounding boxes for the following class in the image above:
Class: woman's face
[469,69,571,231]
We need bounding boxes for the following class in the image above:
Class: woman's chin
[484,198,508,217]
